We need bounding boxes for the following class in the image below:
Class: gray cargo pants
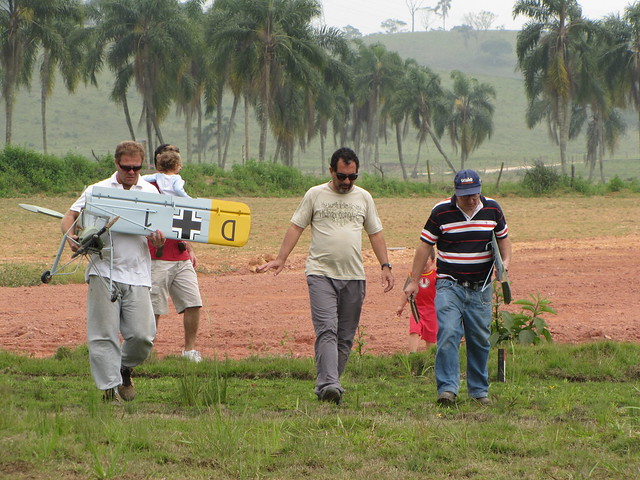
[86,277,156,390]
[306,275,366,397]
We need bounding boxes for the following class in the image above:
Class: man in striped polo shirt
[404,169,512,407]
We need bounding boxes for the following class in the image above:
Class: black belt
[441,277,485,291]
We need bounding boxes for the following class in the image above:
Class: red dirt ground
[1,234,639,359]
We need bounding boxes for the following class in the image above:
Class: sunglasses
[118,164,143,172]
[336,173,358,181]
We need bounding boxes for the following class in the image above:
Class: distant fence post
[497,348,506,382]
[496,162,504,191]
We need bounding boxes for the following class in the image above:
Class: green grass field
[1,343,640,479]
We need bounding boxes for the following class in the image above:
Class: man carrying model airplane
[61,140,165,403]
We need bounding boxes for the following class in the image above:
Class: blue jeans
[434,278,492,398]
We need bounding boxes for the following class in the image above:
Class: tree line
[1,0,639,182]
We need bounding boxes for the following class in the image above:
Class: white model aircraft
[20,189,251,301]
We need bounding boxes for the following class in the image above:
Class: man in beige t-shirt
[258,147,394,404]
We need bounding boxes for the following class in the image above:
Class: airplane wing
[19,204,65,219]
[84,187,251,247]
[491,232,511,304]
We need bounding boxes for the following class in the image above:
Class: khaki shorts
[150,260,202,315]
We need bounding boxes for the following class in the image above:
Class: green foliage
[0,146,104,197]
[522,160,561,194]
[226,160,318,196]
[490,282,556,347]
[0,146,637,200]
[178,362,228,409]
[608,175,625,192]
[353,325,368,357]
[0,262,86,287]
[566,174,592,194]
[180,163,227,197]
[0,263,47,287]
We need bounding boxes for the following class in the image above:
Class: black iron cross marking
[172,209,202,240]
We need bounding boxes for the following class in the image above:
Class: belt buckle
[461,280,471,288]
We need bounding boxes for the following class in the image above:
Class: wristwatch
[381,263,392,270]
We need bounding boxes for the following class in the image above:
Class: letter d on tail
[222,219,236,241]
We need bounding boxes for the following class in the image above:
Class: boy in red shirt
[396,251,437,352]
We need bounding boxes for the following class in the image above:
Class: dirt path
[1,235,638,359]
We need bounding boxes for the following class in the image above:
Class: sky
[318,0,635,34]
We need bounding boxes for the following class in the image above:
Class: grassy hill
[1,29,638,182]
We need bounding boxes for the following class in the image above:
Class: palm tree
[388,61,455,178]
[208,0,331,163]
[514,0,590,175]
[435,0,451,30]
[206,3,251,167]
[38,3,85,154]
[353,42,404,170]
[446,71,496,169]
[571,22,626,182]
[87,0,192,161]
[0,0,74,145]
[600,5,640,155]
[176,0,208,164]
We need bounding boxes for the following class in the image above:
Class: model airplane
[84,187,250,247]
[19,190,251,300]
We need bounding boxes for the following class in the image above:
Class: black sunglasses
[118,164,143,172]
[336,173,358,181]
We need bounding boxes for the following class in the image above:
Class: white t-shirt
[69,172,159,287]
[142,173,189,197]
[291,183,383,280]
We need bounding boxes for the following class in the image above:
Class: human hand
[381,269,394,293]
[403,278,419,300]
[66,233,80,253]
[256,258,285,275]
[147,230,165,249]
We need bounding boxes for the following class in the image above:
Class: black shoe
[472,396,491,406]
[118,366,136,401]
[319,386,342,405]
[437,391,456,407]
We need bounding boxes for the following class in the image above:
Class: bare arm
[256,223,305,275]
[404,241,434,299]
[396,286,409,316]
[368,231,394,293]
[497,236,512,271]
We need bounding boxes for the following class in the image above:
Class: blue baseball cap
[454,169,482,196]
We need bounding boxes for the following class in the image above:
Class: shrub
[490,283,556,347]
[522,160,561,194]
[607,175,625,192]
[567,175,592,194]
[0,146,105,196]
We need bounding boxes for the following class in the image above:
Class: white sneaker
[182,349,202,363]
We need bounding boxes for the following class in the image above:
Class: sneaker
[182,349,202,363]
[102,387,121,403]
[118,366,136,401]
[472,396,491,406]
[319,386,342,405]
[437,391,457,407]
